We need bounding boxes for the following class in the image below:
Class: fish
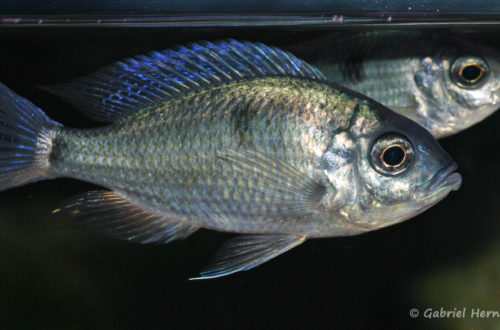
[0,40,461,279]
[289,30,500,138]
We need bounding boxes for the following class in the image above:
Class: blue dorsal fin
[44,40,326,123]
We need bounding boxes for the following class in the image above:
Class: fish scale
[0,40,460,278]
[302,31,500,138]
[48,78,348,234]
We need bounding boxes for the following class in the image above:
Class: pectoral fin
[190,234,306,280]
[51,190,198,244]
[218,149,329,218]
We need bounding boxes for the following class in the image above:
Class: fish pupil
[382,146,405,166]
[461,64,482,82]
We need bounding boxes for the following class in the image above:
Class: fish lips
[429,161,462,193]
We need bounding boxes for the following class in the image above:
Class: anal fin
[191,234,306,280]
[51,190,198,244]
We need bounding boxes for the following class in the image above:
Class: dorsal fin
[45,40,326,123]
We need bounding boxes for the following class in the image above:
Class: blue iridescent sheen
[46,40,325,124]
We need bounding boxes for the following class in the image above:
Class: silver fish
[292,30,500,138]
[0,40,461,279]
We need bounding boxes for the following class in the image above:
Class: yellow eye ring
[371,134,414,176]
[458,62,486,84]
[380,144,408,168]
[451,56,489,88]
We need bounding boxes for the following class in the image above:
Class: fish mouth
[429,161,462,192]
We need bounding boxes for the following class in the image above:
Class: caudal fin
[0,83,61,191]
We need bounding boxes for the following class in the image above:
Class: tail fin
[0,83,62,191]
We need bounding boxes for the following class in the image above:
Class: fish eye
[451,56,489,88]
[382,146,405,166]
[371,133,413,176]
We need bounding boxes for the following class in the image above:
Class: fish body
[50,78,353,237]
[0,40,461,278]
[293,31,500,138]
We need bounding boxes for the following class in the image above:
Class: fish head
[323,102,461,231]
[414,39,500,138]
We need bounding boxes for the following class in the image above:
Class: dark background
[0,27,498,329]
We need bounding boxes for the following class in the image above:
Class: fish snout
[429,161,462,192]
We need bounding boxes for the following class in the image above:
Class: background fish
[0,40,461,279]
[290,30,500,138]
